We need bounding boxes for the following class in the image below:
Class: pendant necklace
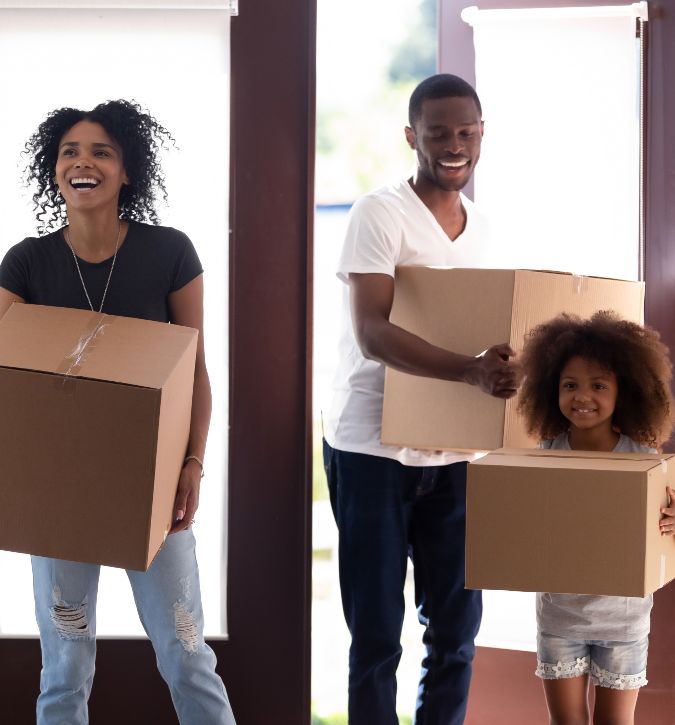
[65,219,121,313]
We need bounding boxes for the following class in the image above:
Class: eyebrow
[60,141,117,151]
[561,376,612,383]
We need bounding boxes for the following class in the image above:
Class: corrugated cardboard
[381,268,645,452]
[465,448,675,598]
[0,303,198,571]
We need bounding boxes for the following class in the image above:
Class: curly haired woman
[517,311,675,725]
[0,100,236,725]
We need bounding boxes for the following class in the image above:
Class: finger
[493,388,518,400]
[173,484,189,523]
[660,507,675,517]
[493,343,517,359]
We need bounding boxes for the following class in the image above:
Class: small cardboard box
[466,448,675,598]
[0,304,198,571]
[381,268,644,452]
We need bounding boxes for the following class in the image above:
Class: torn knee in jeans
[50,586,93,640]
[174,602,198,653]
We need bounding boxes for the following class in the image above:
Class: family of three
[323,73,675,725]
[0,75,672,725]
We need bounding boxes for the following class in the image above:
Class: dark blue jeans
[323,440,482,725]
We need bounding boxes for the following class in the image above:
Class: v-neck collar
[401,178,470,245]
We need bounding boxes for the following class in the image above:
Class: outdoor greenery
[315,0,437,205]
[312,711,413,725]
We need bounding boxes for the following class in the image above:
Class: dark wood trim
[3,1,316,722]
[440,1,675,721]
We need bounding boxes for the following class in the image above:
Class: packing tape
[661,555,666,589]
[53,313,117,394]
[571,273,588,295]
[55,313,117,378]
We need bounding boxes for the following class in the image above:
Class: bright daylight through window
[0,6,230,638]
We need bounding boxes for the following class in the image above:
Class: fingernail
[177,510,184,521]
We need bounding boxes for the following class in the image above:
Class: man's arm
[350,272,517,399]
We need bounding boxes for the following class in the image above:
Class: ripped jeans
[31,529,236,725]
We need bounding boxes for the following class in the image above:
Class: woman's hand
[660,486,675,537]
[170,458,202,534]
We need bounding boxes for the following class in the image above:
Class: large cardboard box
[466,448,675,598]
[381,268,644,452]
[0,304,198,571]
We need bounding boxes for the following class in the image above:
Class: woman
[0,100,236,725]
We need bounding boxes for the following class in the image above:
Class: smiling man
[323,75,517,724]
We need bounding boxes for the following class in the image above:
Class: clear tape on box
[54,313,117,392]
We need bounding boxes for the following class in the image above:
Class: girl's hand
[169,458,202,534]
[660,486,675,537]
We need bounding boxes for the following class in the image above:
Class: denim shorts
[536,631,649,690]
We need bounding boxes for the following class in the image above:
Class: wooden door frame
[3,1,316,723]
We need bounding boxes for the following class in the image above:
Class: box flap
[0,304,197,390]
[473,447,673,473]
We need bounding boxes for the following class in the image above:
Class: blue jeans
[31,529,236,725]
[324,441,482,725]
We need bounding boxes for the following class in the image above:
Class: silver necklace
[65,220,121,313]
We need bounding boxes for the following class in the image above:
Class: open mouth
[572,408,597,414]
[437,159,469,175]
[69,177,101,191]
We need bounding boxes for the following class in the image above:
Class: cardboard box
[465,448,675,598]
[0,303,197,571]
[381,268,644,452]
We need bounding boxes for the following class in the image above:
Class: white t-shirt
[324,178,494,466]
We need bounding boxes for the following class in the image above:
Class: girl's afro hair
[516,310,675,449]
[22,99,176,234]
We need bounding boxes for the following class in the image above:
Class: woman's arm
[0,287,24,319]
[167,274,211,534]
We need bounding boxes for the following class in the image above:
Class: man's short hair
[408,74,482,127]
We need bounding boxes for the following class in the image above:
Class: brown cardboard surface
[381,268,645,453]
[466,448,675,597]
[0,304,197,571]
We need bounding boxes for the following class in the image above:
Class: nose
[445,132,464,156]
[574,392,591,402]
[75,155,94,169]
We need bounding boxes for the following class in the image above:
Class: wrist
[460,354,480,386]
[184,455,205,478]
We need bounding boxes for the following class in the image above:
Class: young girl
[517,310,675,725]
[0,101,236,725]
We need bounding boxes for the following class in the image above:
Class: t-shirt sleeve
[0,241,32,299]
[336,195,401,284]
[169,229,204,293]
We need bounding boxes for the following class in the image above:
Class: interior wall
[440,1,675,721]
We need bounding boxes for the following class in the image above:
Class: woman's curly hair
[516,311,675,449]
[22,99,176,233]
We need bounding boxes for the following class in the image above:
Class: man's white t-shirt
[324,178,494,467]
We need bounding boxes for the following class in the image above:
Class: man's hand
[660,486,675,537]
[465,344,518,399]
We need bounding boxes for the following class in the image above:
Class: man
[323,74,517,724]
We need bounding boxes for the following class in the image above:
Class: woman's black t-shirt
[0,221,203,323]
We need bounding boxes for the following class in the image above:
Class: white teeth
[70,177,100,185]
[439,160,468,167]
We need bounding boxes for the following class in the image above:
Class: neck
[65,207,124,262]
[409,166,463,213]
[567,423,620,452]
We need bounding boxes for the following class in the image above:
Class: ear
[480,120,485,137]
[404,125,416,151]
